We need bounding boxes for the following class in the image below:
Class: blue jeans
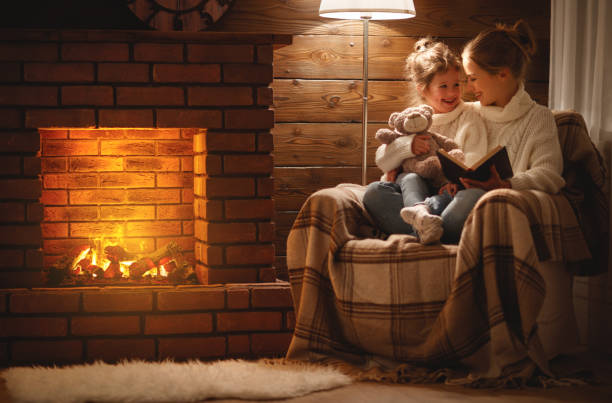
[363,173,485,243]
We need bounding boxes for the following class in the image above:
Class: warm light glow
[319,0,415,20]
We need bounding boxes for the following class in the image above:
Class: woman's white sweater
[431,101,488,166]
[474,85,565,193]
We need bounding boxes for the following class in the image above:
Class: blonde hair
[462,20,537,80]
[404,38,461,105]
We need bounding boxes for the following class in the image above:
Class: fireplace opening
[40,127,198,286]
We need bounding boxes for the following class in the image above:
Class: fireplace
[0,30,294,366]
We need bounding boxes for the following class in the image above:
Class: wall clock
[127,0,235,31]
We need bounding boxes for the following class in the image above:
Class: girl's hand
[411,134,431,155]
[459,165,511,191]
[385,168,400,183]
[438,182,459,197]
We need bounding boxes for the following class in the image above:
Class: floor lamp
[319,0,416,185]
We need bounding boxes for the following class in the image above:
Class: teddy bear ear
[421,104,434,116]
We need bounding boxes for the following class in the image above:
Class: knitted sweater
[474,85,565,193]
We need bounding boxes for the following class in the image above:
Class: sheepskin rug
[2,359,353,403]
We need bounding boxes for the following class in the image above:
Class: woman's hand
[459,165,511,191]
[438,182,459,197]
[411,134,431,155]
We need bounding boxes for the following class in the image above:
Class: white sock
[400,204,443,244]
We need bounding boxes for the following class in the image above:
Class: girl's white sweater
[431,101,488,166]
[474,85,565,193]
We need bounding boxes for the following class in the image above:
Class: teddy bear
[375,104,464,188]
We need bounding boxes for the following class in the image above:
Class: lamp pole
[361,16,370,186]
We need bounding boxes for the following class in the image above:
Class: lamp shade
[319,0,415,20]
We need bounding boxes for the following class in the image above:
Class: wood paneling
[212,0,551,270]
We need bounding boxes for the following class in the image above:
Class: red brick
[158,140,193,156]
[98,63,150,82]
[286,311,296,330]
[100,172,155,188]
[127,188,181,203]
[158,204,193,220]
[12,340,83,365]
[203,222,256,243]
[39,128,68,139]
[157,172,193,188]
[224,154,273,175]
[194,241,224,265]
[193,154,222,176]
[258,222,275,242]
[225,199,274,220]
[0,249,24,268]
[226,244,274,265]
[40,189,68,205]
[70,157,123,171]
[69,221,125,237]
[62,43,129,61]
[198,177,255,198]
[157,289,225,311]
[0,130,40,152]
[0,85,57,106]
[251,332,292,355]
[23,156,41,176]
[258,267,277,282]
[227,334,250,355]
[72,316,141,336]
[183,220,194,235]
[227,287,250,309]
[153,64,220,82]
[0,43,57,61]
[0,179,41,199]
[25,248,43,268]
[41,222,68,237]
[25,62,94,82]
[223,64,272,84]
[187,44,254,63]
[98,109,154,127]
[0,294,5,312]
[62,85,114,106]
[0,317,67,337]
[184,186,196,203]
[188,87,252,106]
[0,109,22,128]
[42,157,67,173]
[83,291,153,312]
[126,221,182,236]
[257,87,273,106]
[156,109,222,128]
[101,140,155,155]
[134,43,183,62]
[43,139,97,156]
[100,205,155,220]
[196,266,257,284]
[87,338,156,362]
[124,157,180,171]
[43,238,87,255]
[157,235,193,253]
[217,311,282,332]
[257,177,274,197]
[193,199,223,220]
[145,313,213,335]
[224,109,274,130]
[69,189,125,204]
[117,87,184,106]
[26,109,95,128]
[257,133,273,152]
[251,286,293,308]
[0,62,20,82]
[158,336,226,360]
[0,156,20,175]
[43,173,96,189]
[0,202,25,222]
[10,292,80,313]
[256,45,273,64]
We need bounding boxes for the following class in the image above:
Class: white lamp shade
[319,0,415,20]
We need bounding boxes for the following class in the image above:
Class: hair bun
[414,37,435,53]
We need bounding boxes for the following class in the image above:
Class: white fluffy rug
[2,359,353,402]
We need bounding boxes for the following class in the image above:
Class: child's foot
[400,204,443,244]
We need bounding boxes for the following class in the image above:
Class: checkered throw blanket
[286,184,592,385]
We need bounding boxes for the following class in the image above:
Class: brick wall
[0,30,291,287]
[0,284,294,365]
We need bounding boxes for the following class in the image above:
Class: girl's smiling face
[420,67,461,114]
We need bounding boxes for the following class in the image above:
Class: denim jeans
[363,173,485,243]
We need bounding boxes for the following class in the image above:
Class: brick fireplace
[0,29,294,365]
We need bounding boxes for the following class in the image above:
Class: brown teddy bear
[375,104,464,188]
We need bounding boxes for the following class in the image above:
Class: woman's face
[420,67,461,114]
[462,57,506,106]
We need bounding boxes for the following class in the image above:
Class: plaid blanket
[286,184,591,384]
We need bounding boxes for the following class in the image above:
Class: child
[460,20,565,194]
[363,38,488,244]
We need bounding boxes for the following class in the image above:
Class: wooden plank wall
[211,0,551,276]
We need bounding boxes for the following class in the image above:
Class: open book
[436,145,513,185]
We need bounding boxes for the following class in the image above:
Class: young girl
[363,38,488,244]
[460,20,565,194]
